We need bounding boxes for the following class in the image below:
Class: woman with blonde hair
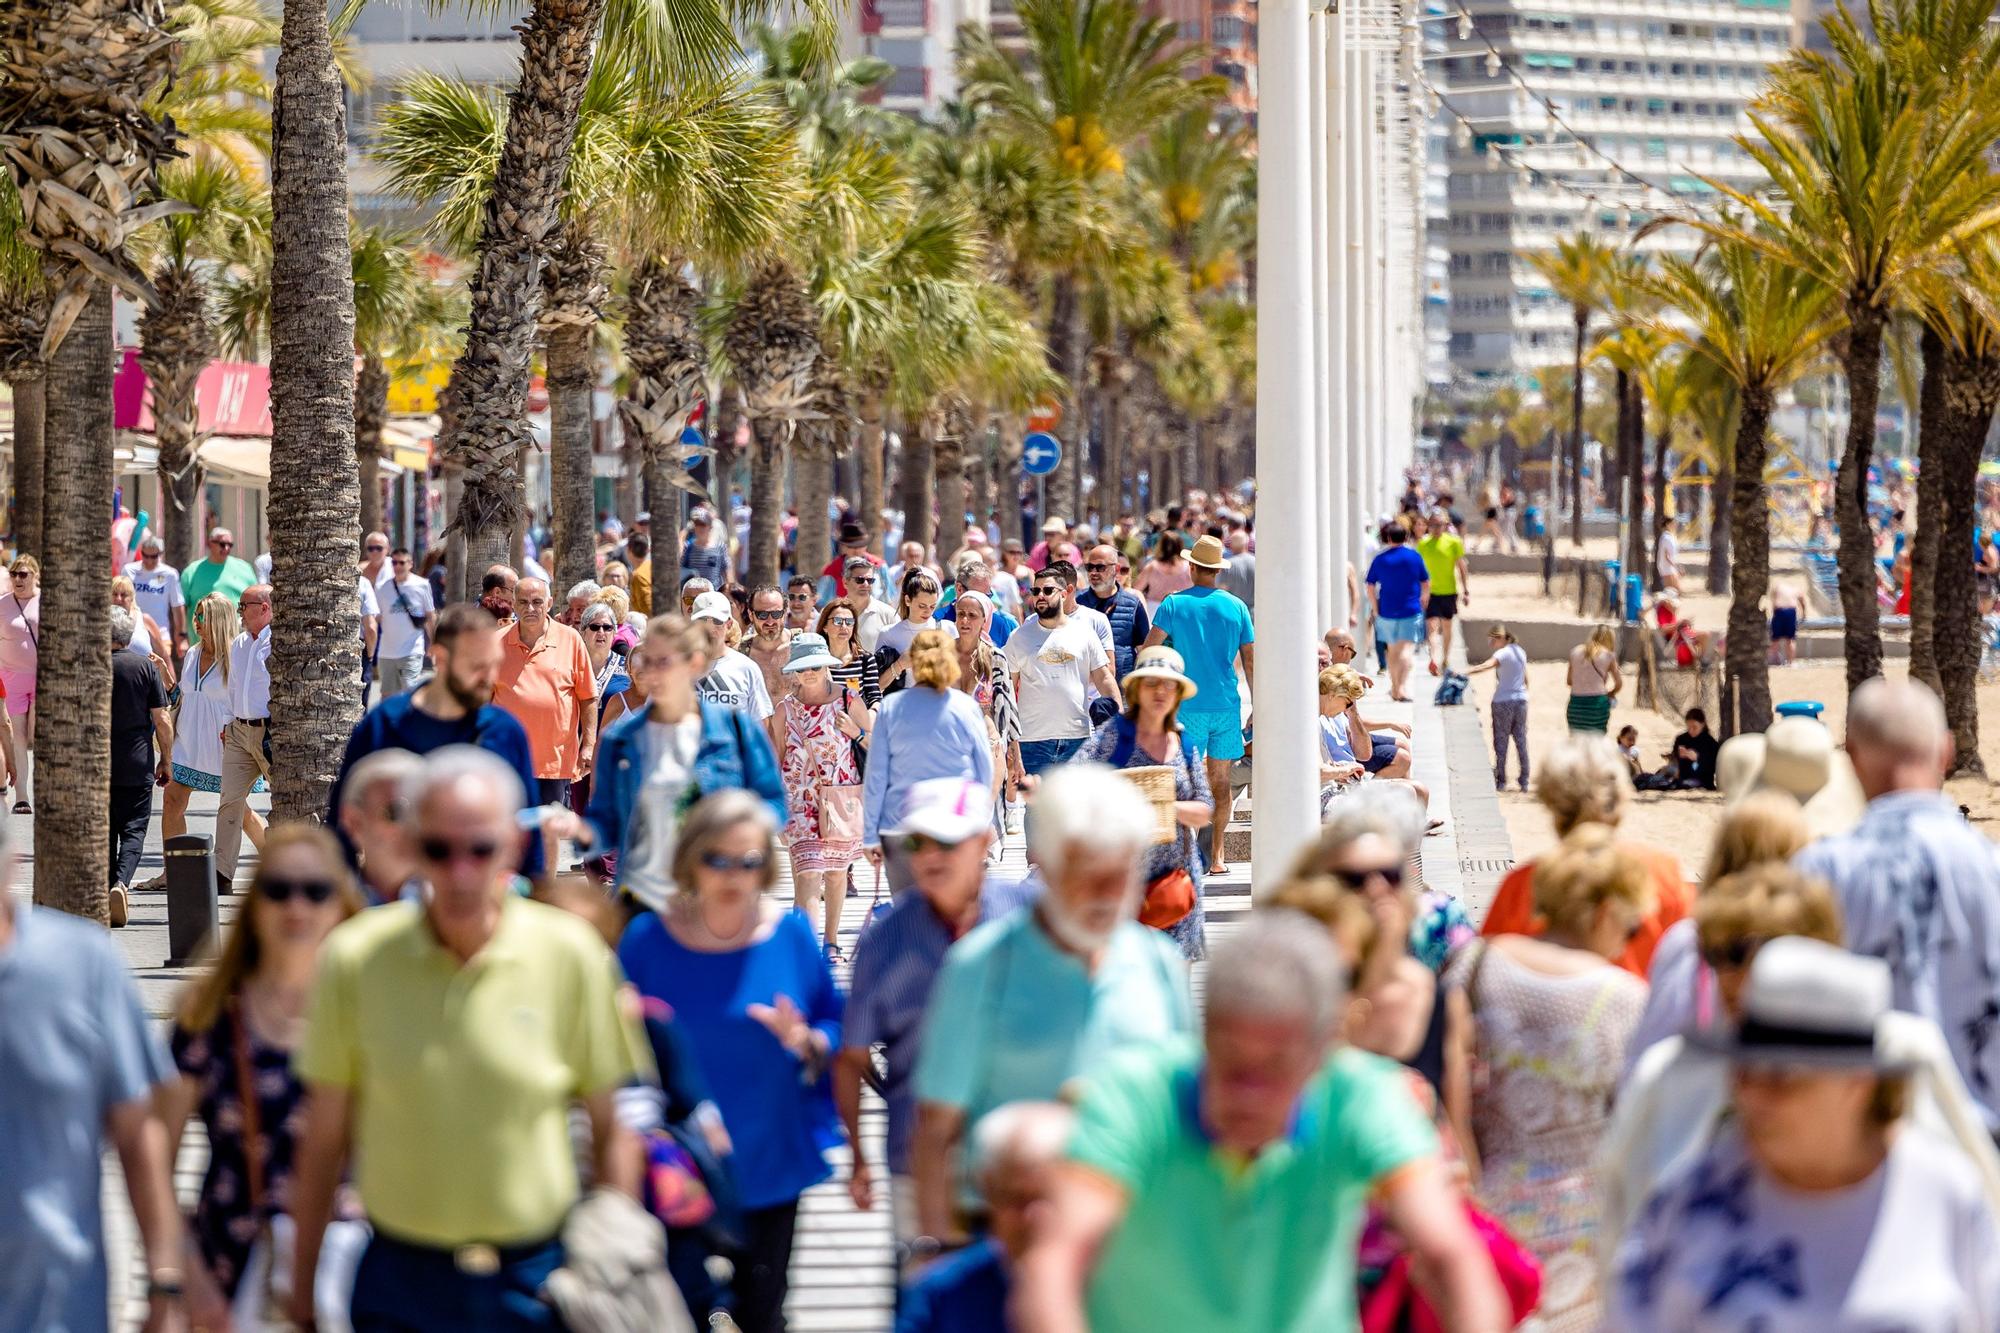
[1447,824,1651,1333]
[1479,734,1692,976]
[1565,623,1621,734]
[859,627,992,891]
[161,593,266,855]
[950,590,1022,805]
[159,824,364,1325]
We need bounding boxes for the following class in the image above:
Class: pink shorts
[0,667,33,717]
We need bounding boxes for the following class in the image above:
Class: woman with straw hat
[1078,645,1215,959]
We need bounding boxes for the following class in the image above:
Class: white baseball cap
[887,777,994,845]
[690,590,734,622]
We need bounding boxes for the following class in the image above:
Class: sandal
[823,941,846,965]
[11,800,27,815]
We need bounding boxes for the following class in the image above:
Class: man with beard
[908,764,1191,1249]
[329,602,544,878]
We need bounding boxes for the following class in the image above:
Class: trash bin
[1624,574,1643,623]
[1524,505,1545,539]
[1775,700,1826,721]
[1603,561,1621,619]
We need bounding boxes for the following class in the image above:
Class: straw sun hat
[1122,646,1198,704]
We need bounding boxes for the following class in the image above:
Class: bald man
[1796,678,2000,1130]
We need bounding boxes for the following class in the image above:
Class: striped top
[830,652,881,708]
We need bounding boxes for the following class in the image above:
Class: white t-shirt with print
[619,714,702,912]
[375,574,435,660]
[1004,616,1109,742]
[121,560,182,636]
[1611,1125,2000,1332]
[696,648,773,721]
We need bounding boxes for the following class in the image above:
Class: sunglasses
[365,545,387,554]
[849,575,876,584]
[261,877,336,904]
[583,622,616,632]
[211,540,234,549]
[1084,562,1113,572]
[1701,936,1763,970]
[8,572,29,580]
[419,836,503,865]
[1032,587,1063,598]
[699,851,768,873]
[241,600,270,610]
[828,618,855,628]
[1331,864,1405,891]
[752,609,783,620]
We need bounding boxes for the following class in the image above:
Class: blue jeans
[1019,736,1086,776]
[349,1231,564,1331]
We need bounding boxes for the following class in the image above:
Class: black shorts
[1426,593,1459,620]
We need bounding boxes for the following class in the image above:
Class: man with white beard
[906,764,1193,1251]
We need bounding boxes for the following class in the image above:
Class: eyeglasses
[240,599,270,610]
[261,877,336,904]
[699,851,768,873]
[419,836,503,865]
[1330,864,1405,891]
[1701,936,1763,970]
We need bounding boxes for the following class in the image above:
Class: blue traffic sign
[679,425,705,449]
[1022,431,1063,476]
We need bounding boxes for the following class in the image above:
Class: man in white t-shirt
[1656,514,1682,593]
[1004,564,1116,777]
[121,534,185,658]
[374,547,438,698]
[689,590,774,737]
[1047,558,1115,701]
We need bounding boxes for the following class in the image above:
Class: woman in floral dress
[159,826,363,1325]
[775,633,871,962]
[1445,825,1649,1332]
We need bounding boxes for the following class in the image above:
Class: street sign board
[679,425,705,450]
[1022,431,1063,476]
[1027,400,1063,433]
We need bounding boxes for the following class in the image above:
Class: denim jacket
[585,697,788,865]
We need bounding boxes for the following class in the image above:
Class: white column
[1322,5,1351,631]
[1310,8,1337,634]
[1364,44,1387,520]
[1343,31,1371,582]
[1253,0,1324,877]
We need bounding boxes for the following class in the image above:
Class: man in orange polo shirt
[492,576,599,807]
[1478,734,1690,976]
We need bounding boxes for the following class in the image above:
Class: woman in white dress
[162,593,265,853]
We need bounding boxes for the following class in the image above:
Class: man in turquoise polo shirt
[1011,912,1510,1333]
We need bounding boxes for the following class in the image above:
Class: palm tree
[959,0,1223,522]
[0,201,45,559]
[1707,8,2000,694]
[1527,232,1616,548]
[1641,348,1699,590]
[377,64,797,592]
[1904,241,2000,774]
[1644,235,1840,734]
[1,0,183,919]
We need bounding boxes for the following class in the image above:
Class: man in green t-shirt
[1011,912,1510,1333]
[179,527,258,607]
[1415,513,1470,676]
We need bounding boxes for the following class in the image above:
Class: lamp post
[1253,0,1326,877]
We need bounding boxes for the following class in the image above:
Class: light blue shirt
[0,906,172,1333]
[1796,790,2000,1128]
[1150,586,1253,718]
[914,906,1193,1135]
[861,685,995,846]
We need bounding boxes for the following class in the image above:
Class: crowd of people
[12,479,2000,1333]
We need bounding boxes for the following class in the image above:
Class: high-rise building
[1145,0,1257,121]
[842,0,994,115]
[1438,0,1794,380]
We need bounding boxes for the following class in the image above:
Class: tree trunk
[1836,310,1887,693]
[1726,386,1776,735]
[1935,345,2000,777]
[1622,371,1647,582]
[858,390,886,556]
[1649,422,1671,591]
[434,0,607,578]
[935,437,966,561]
[32,283,115,919]
[1610,367,1630,515]
[268,0,363,822]
[901,422,936,557]
[1709,456,1733,596]
[1569,311,1587,546]
[1047,277,1081,525]
[1910,327,1949,694]
[8,375,44,559]
[546,319,597,592]
[746,419,784,588]
[356,354,389,540]
[794,446,832,584]
[1101,384,1123,520]
[140,267,215,574]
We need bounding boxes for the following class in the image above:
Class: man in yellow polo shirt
[287,746,642,1330]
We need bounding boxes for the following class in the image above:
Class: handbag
[228,1000,367,1333]
[819,782,865,843]
[1138,867,1195,929]
[1358,1200,1542,1333]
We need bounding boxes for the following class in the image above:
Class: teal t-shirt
[913,908,1192,1132]
[1150,586,1254,718]
[181,554,258,607]
[1070,1040,1438,1333]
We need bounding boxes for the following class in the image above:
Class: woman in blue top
[860,629,995,892]
[584,614,787,913]
[617,790,844,1333]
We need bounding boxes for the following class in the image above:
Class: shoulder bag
[816,689,866,844]
[228,999,368,1332]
